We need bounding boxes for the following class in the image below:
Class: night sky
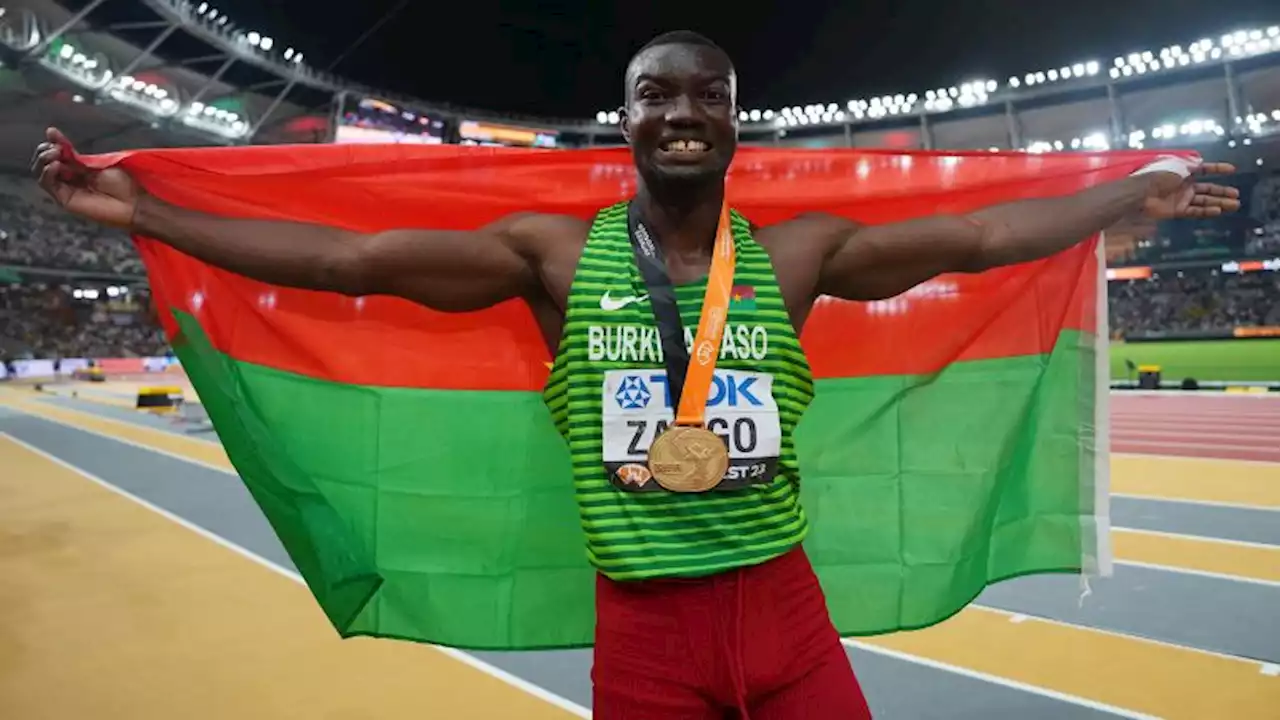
[154,0,1280,117]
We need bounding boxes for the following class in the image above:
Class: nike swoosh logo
[600,291,649,311]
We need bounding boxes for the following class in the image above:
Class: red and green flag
[82,144,1178,650]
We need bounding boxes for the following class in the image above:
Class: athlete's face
[623,44,738,187]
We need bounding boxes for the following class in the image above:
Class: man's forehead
[629,44,735,83]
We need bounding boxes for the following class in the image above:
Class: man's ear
[619,106,631,143]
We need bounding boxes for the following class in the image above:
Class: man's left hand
[1140,160,1240,220]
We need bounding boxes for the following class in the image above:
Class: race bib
[602,368,781,492]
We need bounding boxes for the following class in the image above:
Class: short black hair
[634,30,726,59]
[624,30,735,102]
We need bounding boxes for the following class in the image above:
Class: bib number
[601,369,781,492]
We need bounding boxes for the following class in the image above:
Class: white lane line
[0,430,593,719]
[1114,560,1280,589]
[1112,494,1280,513]
[841,640,1162,720]
[1112,526,1280,550]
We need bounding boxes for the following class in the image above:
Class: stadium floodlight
[762,109,774,120]
[72,94,84,103]
[248,32,261,46]
[1269,26,1280,38]
[749,109,761,121]
[261,37,274,51]
[606,111,620,124]
[1211,47,1223,59]
[738,110,748,122]
[72,52,85,64]
[1127,53,1141,65]
[198,2,208,13]
[1071,63,1085,77]
[232,120,246,133]
[59,44,74,60]
[219,16,228,25]
[1086,61,1099,75]
[285,48,294,60]
[595,111,607,123]
[1109,68,1120,79]
[131,80,145,91]
[294,53,303,64]
[1047,69,1059,81]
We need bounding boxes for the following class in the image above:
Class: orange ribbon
[674,204,735,427]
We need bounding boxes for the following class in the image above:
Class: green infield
[1109,339,1280,382]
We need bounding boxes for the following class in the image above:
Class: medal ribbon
[626,200,736,428]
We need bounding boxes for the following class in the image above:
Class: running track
[1112,392,1280,463]
[2,385,1278,718]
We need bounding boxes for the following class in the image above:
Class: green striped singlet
[542,202,815,581]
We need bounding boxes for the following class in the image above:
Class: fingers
[1190,193,1241,210]
[37,160,62,195]
[1194,162,1236,176]
[29,142,51,175]
[46,127,73,150]
[1193,182,1240,199]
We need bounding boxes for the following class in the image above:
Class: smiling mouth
[659,139,711,155]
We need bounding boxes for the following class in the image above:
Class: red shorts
[592,546,872,719]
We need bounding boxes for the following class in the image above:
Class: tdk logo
[618,372,764,410]
[614,376,652,409]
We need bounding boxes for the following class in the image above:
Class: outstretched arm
[812,158,1240,301]
[32,127,564,312]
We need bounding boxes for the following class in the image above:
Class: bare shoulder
[501,212,592,310]
[745,212,858,330]
[751,212,857,253]
[500,212,592,249]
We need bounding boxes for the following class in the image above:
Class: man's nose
[666,94,702,125]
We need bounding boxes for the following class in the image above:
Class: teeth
[666,140,707,152]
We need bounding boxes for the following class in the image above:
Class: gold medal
[647,425,730,493]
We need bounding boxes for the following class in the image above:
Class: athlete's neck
[634,178,724,257]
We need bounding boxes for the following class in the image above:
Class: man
[33,29,1237,720]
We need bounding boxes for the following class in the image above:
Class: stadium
[0,1,1278,718]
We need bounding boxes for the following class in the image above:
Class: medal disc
[647,426,729,492]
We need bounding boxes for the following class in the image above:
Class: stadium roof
[0,0,1278,170]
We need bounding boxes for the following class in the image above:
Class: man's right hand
[31,127,140,230]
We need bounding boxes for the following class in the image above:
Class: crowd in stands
[1247,174,1280,258]
[0,177,142,276]
[1109,271,1280,336]
[0,283,168,362]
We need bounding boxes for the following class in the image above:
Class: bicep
[817,215,984,301]
[349,214,541,312]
